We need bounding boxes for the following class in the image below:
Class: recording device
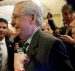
[14,42,29,53]
[53,33,60,37]
[14,43,24,53]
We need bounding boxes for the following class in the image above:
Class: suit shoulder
[39,31,60,42]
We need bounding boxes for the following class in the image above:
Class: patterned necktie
[15,42,29,53]
[21,43,29,53]
[0,45,2,71]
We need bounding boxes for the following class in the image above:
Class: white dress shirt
[25,27,40,51]
[0,37,8,71]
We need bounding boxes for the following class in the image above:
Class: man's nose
[11,19,16,27]
[68,14,71,18]
[0,28,3,32]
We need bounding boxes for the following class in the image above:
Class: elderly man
[11,1,73,71]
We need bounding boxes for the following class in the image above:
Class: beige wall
[42,0,66,27]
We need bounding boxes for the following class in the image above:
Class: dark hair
[47,12,53,18]
[66,0,75,11]
[66,0,75,5]
[0,18,8,25]
[61,4,72,12]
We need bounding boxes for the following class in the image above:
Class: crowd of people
[0,0,75,71]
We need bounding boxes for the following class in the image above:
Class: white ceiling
[0,0,27,6]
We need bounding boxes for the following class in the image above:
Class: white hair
[16,1,43,26]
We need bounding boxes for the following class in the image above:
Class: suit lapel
[5,37,12,51]
[26,29,41,69]
[5,37,14,71]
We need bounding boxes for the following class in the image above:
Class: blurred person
[62,4,74,25]
[41,22,52,34]
[65,0,75,46]
[11,1,73,71]
[58,4,75,45]
[56,4,75,70]
[60,4,74,36]
[47,12,57,31]
[65,1,75,70]
[46,12,60,37]
[57,4,75,43]
[0,18,13,71]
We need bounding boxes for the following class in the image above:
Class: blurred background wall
[0,0,66,28]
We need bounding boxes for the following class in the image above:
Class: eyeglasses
[12,15,25,20]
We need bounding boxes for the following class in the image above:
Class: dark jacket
[48,19,57,31]
[13,30,73,71]
[25,30,73,71]
[5,37,14,71]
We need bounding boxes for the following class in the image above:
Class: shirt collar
[0,37,6,45]
[26,27,40,44]
[26,36,32,45]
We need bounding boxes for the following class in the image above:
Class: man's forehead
[13,5,25,16]
[0,22,8,27]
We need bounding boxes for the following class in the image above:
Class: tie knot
[21,42,29,53]
[24,43,29,47]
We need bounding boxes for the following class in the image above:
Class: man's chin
[0,35,4,38]
[0,36,4,40]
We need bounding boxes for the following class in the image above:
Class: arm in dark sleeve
[48,19,57,31]
[48,39,74,71]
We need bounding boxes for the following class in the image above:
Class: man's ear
[30,14,36,24]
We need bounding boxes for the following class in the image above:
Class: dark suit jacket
[5,37,14,71]
[24,30,73,71]
[65,44,75,71]
[13,30,73,71]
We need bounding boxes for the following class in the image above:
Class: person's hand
[58,35,75,45]
[14,53,29,71]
